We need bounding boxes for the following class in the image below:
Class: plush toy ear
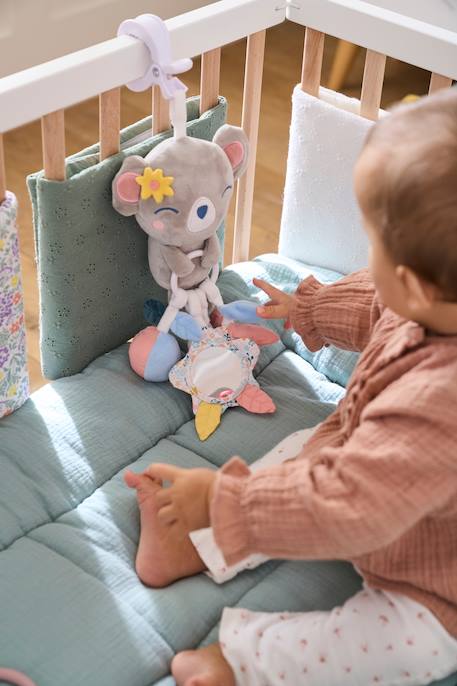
[213,124,249,180]
[112,155,146,216]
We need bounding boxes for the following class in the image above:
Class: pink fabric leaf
[227,323,279,346]
[237,384,276,414]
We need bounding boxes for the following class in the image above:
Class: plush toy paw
[170,311,203,342]
[218,300,264,324]
[129,326,181,382]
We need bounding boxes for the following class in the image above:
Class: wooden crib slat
[232,30,266,264]
[360,50,386,120]
[0,134,6,203]
[99,88,120,160]
[200,48,222,115]
[152,86,170,135]
[301,28,325,97]
[429,73,453,94]
[41,110,66,181]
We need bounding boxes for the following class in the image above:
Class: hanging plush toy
[112,116,250,382]
[112,14,278,439]
[112,124,248,295]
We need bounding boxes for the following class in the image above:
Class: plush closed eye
[222,185,232,197]
[154,207,179,214]
[187,197,216,232]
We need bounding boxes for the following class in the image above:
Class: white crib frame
[0,0,456,371]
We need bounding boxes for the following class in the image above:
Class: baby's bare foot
[172,643,235,686]
[125,470,206,587]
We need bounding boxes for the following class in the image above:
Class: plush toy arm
[161,245,195,278]
[201,234,220,269]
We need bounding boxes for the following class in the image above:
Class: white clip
[118,14,192,99]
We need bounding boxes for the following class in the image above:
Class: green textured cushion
[27,96,227,380]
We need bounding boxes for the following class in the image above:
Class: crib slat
[360,50,386,120]
[232,30,266,264]
[200,48,221,115]
[429,73,453,94]
[0,134,6,203]
[152,86,170,135]
[301,28,325,97]
[99,88,120,160]
[41,110,66,181]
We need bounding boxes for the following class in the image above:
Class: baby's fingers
[253,278,284,301]
[257,303,288,320]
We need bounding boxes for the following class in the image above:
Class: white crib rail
[289,0,457,81]
[0,0,283,135]
[4,0,455,136]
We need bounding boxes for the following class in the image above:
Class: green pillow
[28,96,227,379]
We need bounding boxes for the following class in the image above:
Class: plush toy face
[112,125,248,251]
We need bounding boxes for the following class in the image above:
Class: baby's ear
[112,155,146,216]
[213,125,249,180]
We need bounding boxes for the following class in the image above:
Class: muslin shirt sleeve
[289,268,383,353]
[210,370,457,566]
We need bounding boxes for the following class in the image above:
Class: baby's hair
[363,88,457,301]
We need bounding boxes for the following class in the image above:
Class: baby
[125,88,457,686]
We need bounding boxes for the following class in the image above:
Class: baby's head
[354,88,457,331]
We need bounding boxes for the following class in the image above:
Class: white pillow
[279,85,374,275]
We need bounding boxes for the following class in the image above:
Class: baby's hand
[144,463,216,532]
[254,278,294,327]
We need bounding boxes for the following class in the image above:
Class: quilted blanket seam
[0,424,192,554]
[23,533,176,673]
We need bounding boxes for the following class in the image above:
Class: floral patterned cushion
[0,191,29,418]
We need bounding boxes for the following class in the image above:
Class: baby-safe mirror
[188,346,245,401]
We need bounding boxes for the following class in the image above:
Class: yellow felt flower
[0,239,5,251]
[135,167,174,203]
[11,275,18,288]
[7,385,17,398]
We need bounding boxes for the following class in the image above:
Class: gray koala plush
[112,125,249,291]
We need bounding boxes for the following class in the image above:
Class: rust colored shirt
[211,269,457,636]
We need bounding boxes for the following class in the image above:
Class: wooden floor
[4,21,430,391]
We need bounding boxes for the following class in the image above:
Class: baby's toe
[124,470,141,489]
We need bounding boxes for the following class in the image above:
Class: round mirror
[189,346,245,401]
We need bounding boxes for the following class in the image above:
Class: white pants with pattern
[189,428,457,686]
